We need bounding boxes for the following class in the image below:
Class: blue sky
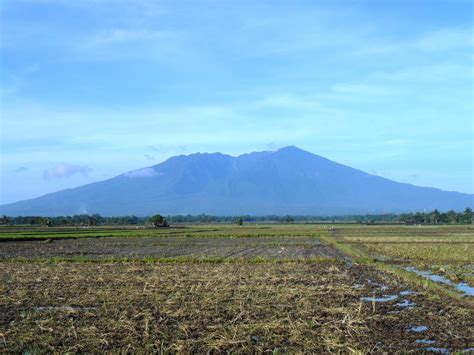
[0,0,473,204]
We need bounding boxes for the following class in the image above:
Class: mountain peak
[273,146,321,161]
[276,145,306,153]
[1,146,471,216]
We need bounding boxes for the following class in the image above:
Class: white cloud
[123,168,161,178]
[43,164,92,180]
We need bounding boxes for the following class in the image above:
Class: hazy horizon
[1,1,473,205]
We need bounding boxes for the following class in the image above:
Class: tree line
[398,208,472,224]
[0,208,472,226]
[0,214,143,227]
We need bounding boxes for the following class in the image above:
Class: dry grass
[1,262,473,353]
[331,225,474,285]
[1,224,473,352]
[358,242,473,263]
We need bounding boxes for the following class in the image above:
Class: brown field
[1,224,473,353]
[0,235,345,260]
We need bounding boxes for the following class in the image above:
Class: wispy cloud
[43,164,92,180]
[266,142,285,150]
[83,29,169,46]
[253,93,321,110]
[72,28,177,61]
[149,144,187,153]
[330,83,395,96]
[416,27,474,51]
[373,63,472,82]
[144,154,156,161]
[355,26,473,56]
[123,168,161,178]
[0,64,39,99]
[14,166,28,173]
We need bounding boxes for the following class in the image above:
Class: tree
[430,209,441,224]
[0,215,11,226]
[90,214,103,226]
[235,217,243,226]
[463,207,473,224]
[413,212,424,224]
[446,210,458,224]
[149,214,169,228]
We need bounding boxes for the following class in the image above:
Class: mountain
[1,146,472,216]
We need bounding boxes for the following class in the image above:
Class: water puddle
[416,339,436,345]
[425,347,449,354]
[405,267,452,285]
[361,295,398,302]
[405,267,474,297]
[456,283,474,296]
[395,299,416,308]
[408,325,428,333]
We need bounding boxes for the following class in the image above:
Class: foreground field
[1,224,473,352]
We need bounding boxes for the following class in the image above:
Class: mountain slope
[1,146,472,216]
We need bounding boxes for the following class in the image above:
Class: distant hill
[1,146,472,216]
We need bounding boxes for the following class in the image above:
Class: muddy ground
[1,262,473,353]
[0,235,346,259]
[1,226,473,352]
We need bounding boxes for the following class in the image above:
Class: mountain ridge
[1,146,472,216]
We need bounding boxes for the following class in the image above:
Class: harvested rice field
[1,224,473,352]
